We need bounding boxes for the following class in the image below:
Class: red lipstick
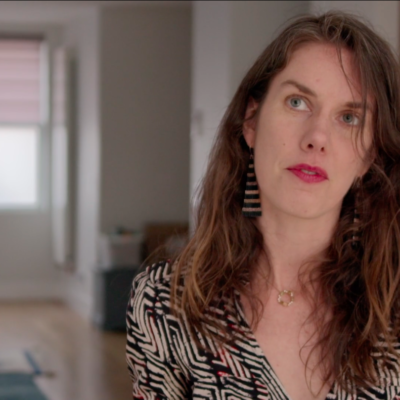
[287,164,328,183]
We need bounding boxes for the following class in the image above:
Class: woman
[126,11,400,400]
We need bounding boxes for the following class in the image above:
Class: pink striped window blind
[0,38,42,123]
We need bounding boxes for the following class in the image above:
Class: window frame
[0,35,49,213]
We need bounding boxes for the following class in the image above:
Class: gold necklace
[269,279,296,307]
[257,251,297,307]
[277,289,295,307]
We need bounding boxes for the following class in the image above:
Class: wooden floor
[0,301,131,400]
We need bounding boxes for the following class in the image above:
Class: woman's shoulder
[132,259,174,291]
[129,260,176,313]
[126,260,193,397]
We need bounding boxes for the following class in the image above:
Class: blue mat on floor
[0,373,47,400]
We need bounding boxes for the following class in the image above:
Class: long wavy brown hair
[171,11,400,390]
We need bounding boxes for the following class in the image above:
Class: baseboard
[0,275,95,324]
[0,278,63,301]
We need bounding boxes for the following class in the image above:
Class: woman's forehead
[276,43,362,97]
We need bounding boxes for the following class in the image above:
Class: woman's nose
[300,114,330,153]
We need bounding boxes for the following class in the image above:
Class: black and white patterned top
[126,261,400,399]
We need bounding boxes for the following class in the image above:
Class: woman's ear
[243,98,259,148]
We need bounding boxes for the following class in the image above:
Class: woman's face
[243,42,373,221]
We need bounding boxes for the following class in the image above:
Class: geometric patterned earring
[242,148,262,217]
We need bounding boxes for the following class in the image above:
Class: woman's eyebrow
[280,79,316,96]
[344,101,372,113]
[281,79,372,112]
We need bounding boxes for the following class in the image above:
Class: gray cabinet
[93,266,141,330]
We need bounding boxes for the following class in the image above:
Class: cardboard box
[143,223,188,263]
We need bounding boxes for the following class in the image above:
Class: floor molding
[0,279,63,301]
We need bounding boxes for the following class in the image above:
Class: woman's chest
[178,302,326,400]
[243,296,331,400]
[252,309,331,400]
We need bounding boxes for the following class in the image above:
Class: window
[0,126,39,206]
[0,38,44,209]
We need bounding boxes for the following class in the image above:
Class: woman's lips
[287,164,328,183]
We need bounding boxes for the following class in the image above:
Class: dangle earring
[242,148,262,217]
[352,181,361,248]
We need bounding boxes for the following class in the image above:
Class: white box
[97,233,143,269]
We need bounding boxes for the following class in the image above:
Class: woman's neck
[255,207,339,290]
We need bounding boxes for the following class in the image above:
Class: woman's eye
[288,97,308,110]
[342,113,360,126]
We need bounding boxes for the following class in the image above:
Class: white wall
[190,1,309,204]
[63,7,101,317]
[99,5,191,233]
[190,1,231,212]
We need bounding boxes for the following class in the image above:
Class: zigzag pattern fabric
[126,261,400,399]
[242,153,262,217]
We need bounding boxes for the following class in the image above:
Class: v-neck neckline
[232,291,339,400]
